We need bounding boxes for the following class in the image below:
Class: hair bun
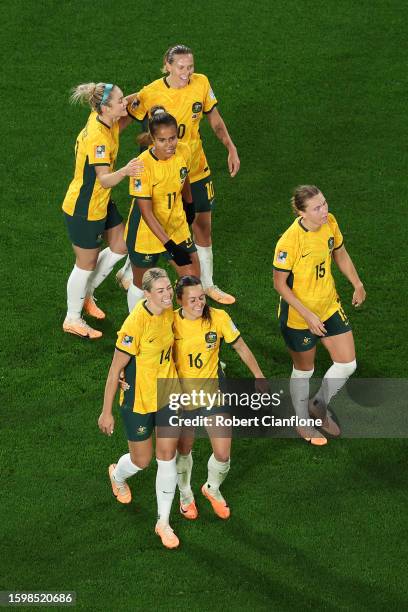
[152,107,166,116]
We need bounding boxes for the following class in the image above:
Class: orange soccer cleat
[83,296,106,320]
[205,285,236,305]
[309,400,341,437]
[63,317,102,339]
[108,464,131,504]
[201,484,230,519]
[155,523,180,549]
[296,426,328,446]
[180,499,198,520]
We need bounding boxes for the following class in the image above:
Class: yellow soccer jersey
[273,213,344,329]
[125,141,192,254]
[62,112,119,221]
[127,73,217,182]
[173,307,240,381]
[116,300,178,414]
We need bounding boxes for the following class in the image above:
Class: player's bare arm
[332,245,366,307]
[206,107,240,177]
[98,349,131,435]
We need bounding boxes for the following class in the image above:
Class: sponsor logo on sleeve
[328,237,334,251]
[209,88,216,100]
[230,321,238,333]
[95,145,106,159]
[122,335,133,347]
[277,251,288,263]
[134,178,142,191]
[180,166,188,181]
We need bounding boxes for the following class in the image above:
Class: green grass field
[2,0,408,609]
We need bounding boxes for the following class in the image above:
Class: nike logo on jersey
[301,252,311,258]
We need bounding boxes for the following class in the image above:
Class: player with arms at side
[273,185,366,445]
[62,82,141,338]
[125,106,200,312]
[173,276,267,520]
[98,268,181,549]
[118,44,240,305]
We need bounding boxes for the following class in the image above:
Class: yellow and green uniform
[273,213,344,329]
[125,141,192,256]
[173,307,240,410]
[116,300,178,416]
[127,73,217,184]
[62,112,119,221]
[273,213,351,351]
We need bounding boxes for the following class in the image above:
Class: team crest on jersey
[328,237,334,251]
[137,426,147,435]
[134,178,142,191]
[143,254,153,262]
[205,331,217,349]
[192,101,203,114]
[277,251,288,263]
[122,335,133,346]
[95,145,106,158]
[302,337,312,346]
[185,236,193,248]
[180,166,188,181]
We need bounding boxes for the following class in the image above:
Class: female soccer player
[62,82,141,339]
[125,106,200,312]
[173,275,267,520]
[98,268,181,549]
[117,44,240,305]
[273,185,366,445]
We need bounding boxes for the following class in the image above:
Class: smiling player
[98,268,181,549]
[125,106,200,312]
[117,44,240,305]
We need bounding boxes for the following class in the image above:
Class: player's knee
[332,359,357,377]
[130,452,151,470]
[177,440,193,455]
[213,452,230,463]
[291,367,314,379]
[156,450,176,462]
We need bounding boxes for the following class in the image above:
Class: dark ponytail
[137,105,178,147]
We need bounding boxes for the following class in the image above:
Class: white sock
[66,265,93,320]
[118,255,132,278]
[195,244,213,289]
[87,248,126,295]
[156,457,177,526]
[113,453,143,484]
[290,367,314,420]
[127,283,144,312]
[204,453,230,502]
[176,452,193,505]
[312,360,357,409]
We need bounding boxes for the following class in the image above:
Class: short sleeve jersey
[173,307,240,380]
[116,300,178,414]
[62,112,119,220]
[127,74,217,183]
[273,213,344,329]
[125,141,192,254]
